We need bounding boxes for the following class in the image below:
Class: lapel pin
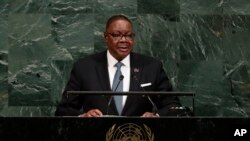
[134,68,139,73]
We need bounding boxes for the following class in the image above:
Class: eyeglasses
[107,32,135,40]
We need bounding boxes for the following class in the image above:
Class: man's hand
[78,109,103,117]
[141,112,160,117]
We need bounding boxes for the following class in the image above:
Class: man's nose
[119,35,127,41]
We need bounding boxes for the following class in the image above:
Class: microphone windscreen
[119,75,124,80]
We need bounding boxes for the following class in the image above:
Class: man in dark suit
[55,15,181,117]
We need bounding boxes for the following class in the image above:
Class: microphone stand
[106,75,124,115]
[132,75,159,115]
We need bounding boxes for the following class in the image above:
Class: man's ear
[104,32,108,42]
[104,32,108,39]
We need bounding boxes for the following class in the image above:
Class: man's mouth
[117,46,129,52]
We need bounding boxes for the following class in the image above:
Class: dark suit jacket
[55,50,180,116]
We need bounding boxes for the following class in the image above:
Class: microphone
[132,74,159,115]
[106,75,124,115]
[114,75,124,91]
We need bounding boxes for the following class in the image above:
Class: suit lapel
[129,52,143,91]
[95,51,111,91]
[122,53,143,115]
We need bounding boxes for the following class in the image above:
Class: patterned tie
[112,62,123,115]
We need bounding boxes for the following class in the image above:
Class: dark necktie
[112,62,123,115]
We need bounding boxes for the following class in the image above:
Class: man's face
[104,19,134,61]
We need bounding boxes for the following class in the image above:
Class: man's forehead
[107,19,132,29]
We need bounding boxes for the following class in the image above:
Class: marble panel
[95,0,137,13]
[50,0,95,14]
[8,0,51,13]
[223,0,250,14]
[0,15,8,116]
[222,15,250,61]
[138,0,179,15]
[0,0,9,14]
[8,14,56,106]
[177,61,247,116]
[50,60,73,105]
[179,14,224,61]
[136,14,180,82]
[51,13,95,60]
[180,0,223,14]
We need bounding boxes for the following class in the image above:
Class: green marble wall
[0,0,249,117]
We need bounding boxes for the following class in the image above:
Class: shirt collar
[107,50,130,68]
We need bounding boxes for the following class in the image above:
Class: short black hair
[105,14,133,31]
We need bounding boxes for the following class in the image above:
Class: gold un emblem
[106,123,154,141]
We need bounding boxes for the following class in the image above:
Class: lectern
[66,91,195,116]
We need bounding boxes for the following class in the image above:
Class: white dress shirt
[107,50,130,107]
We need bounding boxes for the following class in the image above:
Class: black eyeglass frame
[106,32,135,40]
